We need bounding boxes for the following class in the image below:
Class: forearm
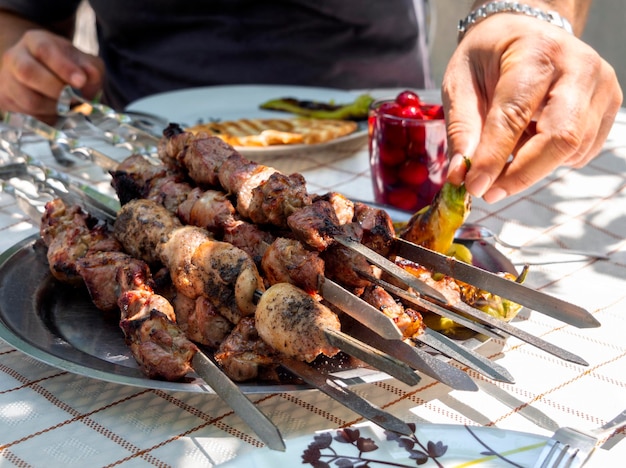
[468,1,592,35]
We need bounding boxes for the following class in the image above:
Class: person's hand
[0,29,104,123]
[443,14,622,203]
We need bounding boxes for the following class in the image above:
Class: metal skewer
[280,357,413,436]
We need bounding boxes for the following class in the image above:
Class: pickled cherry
[395,90,421,108]
[369,90,448,212]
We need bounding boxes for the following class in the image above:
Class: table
[0,102,624,467]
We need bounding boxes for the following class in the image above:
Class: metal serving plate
[0,232,515,394]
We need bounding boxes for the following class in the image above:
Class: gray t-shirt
[0,0,430,109]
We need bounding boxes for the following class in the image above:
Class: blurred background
[75,1,624,103]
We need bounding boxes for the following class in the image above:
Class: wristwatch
[458,2,574,42]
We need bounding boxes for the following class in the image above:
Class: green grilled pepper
[399,181,471,254]
[259,94,374,121]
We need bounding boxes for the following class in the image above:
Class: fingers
[480,42,621,202]
[0,29,103,121]
[462,39,554,199]
[442,51,482,186]
[444,17,623,203]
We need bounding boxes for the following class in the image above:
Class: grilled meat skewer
[113,198,423,386]
[40,198,198,380]
[114,199,264,324]
[39,197,287,449]
[154,126,447,302]
[109,154,452,342]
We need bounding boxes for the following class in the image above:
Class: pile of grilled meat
[39,123,471,384]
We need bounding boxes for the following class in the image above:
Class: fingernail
[467,173,492,197]
[69,72,86,88]
[447,153,465,174]
[484,187,507,204]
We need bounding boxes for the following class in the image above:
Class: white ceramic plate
[220,421,550,467]
[125,84,368,156]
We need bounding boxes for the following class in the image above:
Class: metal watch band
[457,2,574,42]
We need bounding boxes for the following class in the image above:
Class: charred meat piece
[171,293,233,348]
[114,198,183,266]
[321,222,375,292]
[159,124,236,186]
[218,152,277,219]
[314,192,354,225]
[180,135,241,187]
[118,290,198,381]
[177,187,238,235]
[157,225,212,298]
[222,220,275,266]
[110,154,170,205]
[261,237,325,295]
[287,199,343,251]
[76,251,152,312]
[255,282,341,363]
[40,199,122,284]
[360,285,425,339]
[214,316,281,382]
[158,123,195,168]
[248,171,311,228]
[148,177,194,214]
[160,225,265,324]
[354,201,396,258]
[111,153,194,212]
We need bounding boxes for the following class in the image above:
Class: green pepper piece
[259,94,374,120]
[399,182,471,254]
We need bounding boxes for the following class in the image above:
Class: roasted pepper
[398,181,471,254]
[259,94,374,121]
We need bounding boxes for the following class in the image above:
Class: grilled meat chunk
[171,293,233,348]
[177,188,238,235]
[361,285,425,339]
[114,199,183,266]
[247,171,312,228]
[314,192,354,225]
[287,199,343,251]
[321,222,373,291]
[160,225,264,324]
[110,154,169,204]
[214,316,281,382]
[255,283,340,362]
[178,134,239,187]
[222,220,275,266]
[76,251,151,312]
[118,291,197,381]
[261,237,325,294]
[40,199,122,284]
[218,152,278,219]
[158,123,195,168]
[354,201,396,257]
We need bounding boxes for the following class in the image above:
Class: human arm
[0,8,103,122]
[443,1,622,203]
